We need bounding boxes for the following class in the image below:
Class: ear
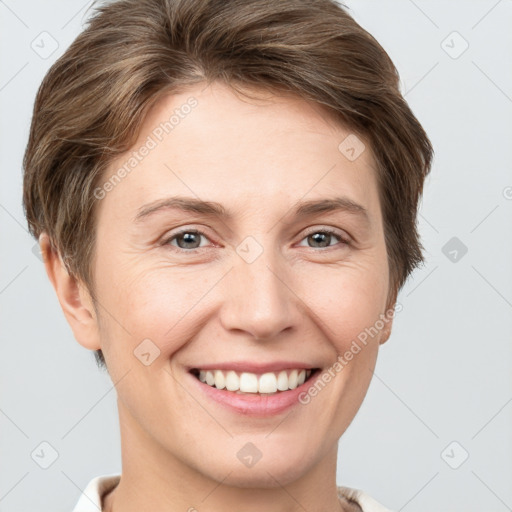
[379,315,393,345]
[379,291,398,346]
[39,232,101,351]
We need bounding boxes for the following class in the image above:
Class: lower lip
[186,369,321,417]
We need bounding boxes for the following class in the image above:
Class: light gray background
[1,1,511,511]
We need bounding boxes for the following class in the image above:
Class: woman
[22,0,433,510]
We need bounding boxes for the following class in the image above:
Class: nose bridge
[220,236,296,340]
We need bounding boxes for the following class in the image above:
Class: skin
[41,81,395,512]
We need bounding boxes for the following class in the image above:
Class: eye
[297,228,349,249]
[164,229,211,251]
[162,227,350,252]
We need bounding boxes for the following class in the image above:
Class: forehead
[96,81,380,224]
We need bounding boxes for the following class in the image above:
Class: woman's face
[84,81,393,487]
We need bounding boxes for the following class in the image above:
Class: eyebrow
[134,195,370,225]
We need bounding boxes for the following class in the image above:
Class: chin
[198,445,318,489]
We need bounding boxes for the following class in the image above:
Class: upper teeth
[197,369,312,394]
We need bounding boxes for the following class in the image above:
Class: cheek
[297,260,389,346]
[98,263,221,358]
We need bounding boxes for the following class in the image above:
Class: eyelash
[162,227,350,252]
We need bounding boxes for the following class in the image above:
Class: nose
[219,246,299,341]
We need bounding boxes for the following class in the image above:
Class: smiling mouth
[189,367,321,394]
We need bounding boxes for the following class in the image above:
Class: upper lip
[187,361,319,374]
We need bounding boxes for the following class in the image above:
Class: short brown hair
[23,0,434,370]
